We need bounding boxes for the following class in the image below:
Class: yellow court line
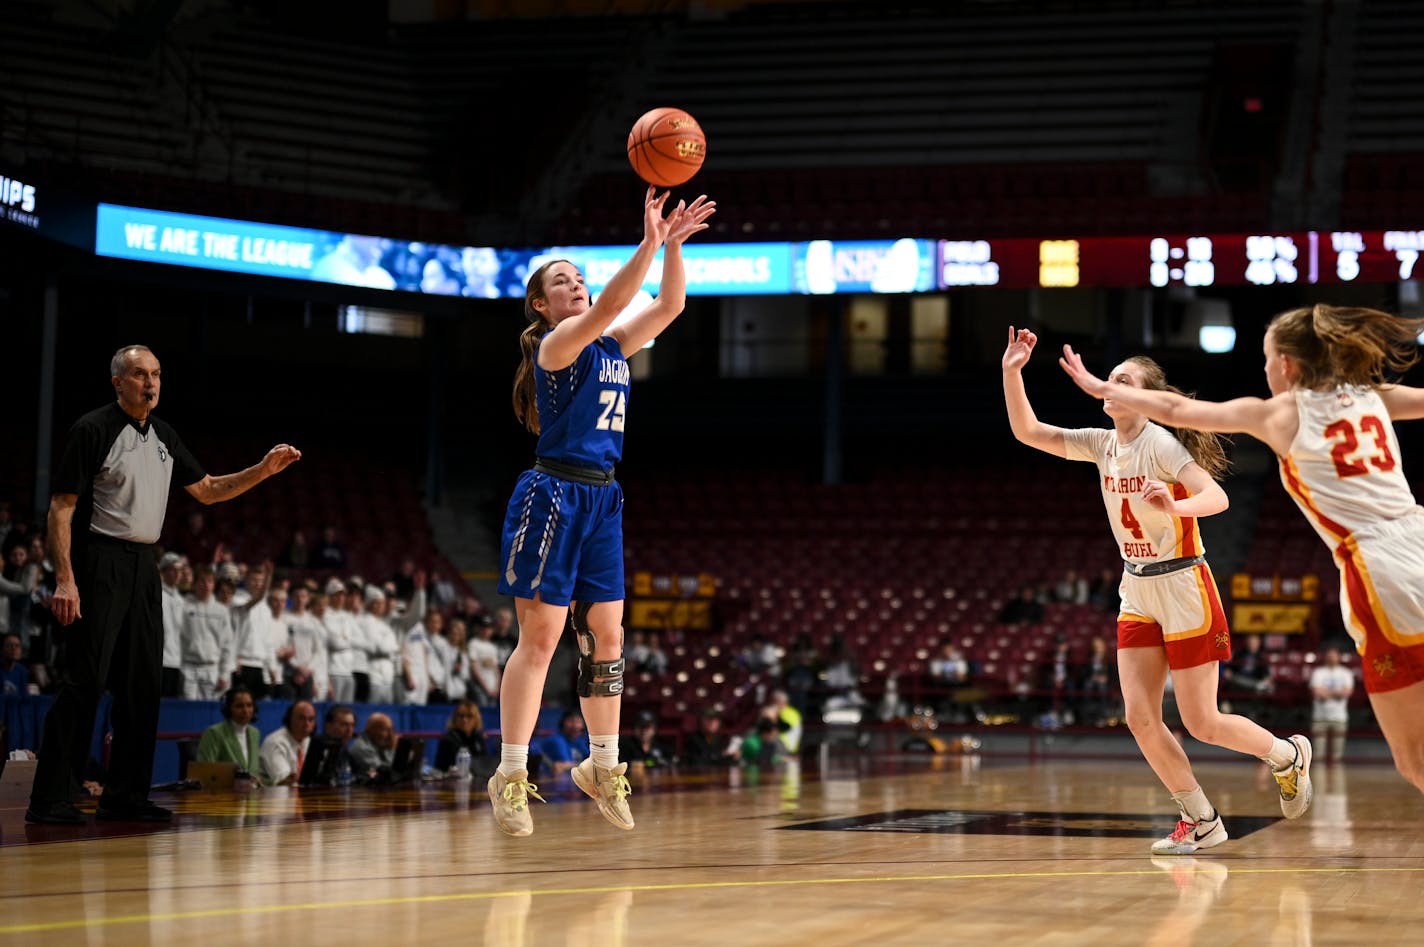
[4,865,1424,934]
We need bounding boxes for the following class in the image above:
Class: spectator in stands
[389,558,418,602]
[540,710,589,777]
[681,707,735,767]
[434,699,487,772]
[311,526,347,571]
[401,608,442,706]
[1012,327,1313,857]
[1054,568,1090,605]
[997,585,1045,626]
[619,710,672,768]
[281,529,310,570]
[820,635,863,708]
[435,617,472,703]
[345,579,371,702]
[0,548,28,640]
[1040,637,1081,726]
[196,685,261,772]
[2,543,37,651]
[1310,646,1354,764]
[158,552,187,697]
[0,500,11,550]
[319,579,356,703]
[624,630,668,677]
[21,534,55,691]
[767,689,803,756]
[1,632,30,695]
[739,716,785,768]
[429,570,459,610]
[1080,635,1118,726]
[1090,567,1122,614]
[453,593,487,629]
[781,633,820,716]
[180,566,235,700]
[738,633,780,676]
[1222,634,1274,695]
[233,571,284,699]
[927,642,971,718]
[489,605,517,665]
[281,584,325,701]
[361,587,401,704]
[467,614,502,703]
[349,712,397,778]
[258,700,316,787]
[179,510,218,567]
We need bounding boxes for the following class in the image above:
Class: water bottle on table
[453,746,471,781]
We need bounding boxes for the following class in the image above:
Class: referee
[26,344,301,825]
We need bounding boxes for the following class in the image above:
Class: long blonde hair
[1124,355,1231,480]
[1269,304,1424,390]
[510,260,567,434]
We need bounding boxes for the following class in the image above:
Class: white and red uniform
[1278,385,1424,692]
[1065,423,1231,668]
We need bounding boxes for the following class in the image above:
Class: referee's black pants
[31,537,163,809]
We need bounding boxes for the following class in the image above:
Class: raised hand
[664,195,717,247]
[1002,325,1038,372]
[261,444,302,477]
[1059,344,1111,399]
[642,186,672,246]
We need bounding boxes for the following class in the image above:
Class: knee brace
[571,601,625,697]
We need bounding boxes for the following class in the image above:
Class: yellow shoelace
[502,779,547,810]
[1273,767,1299,800]
[606,773,632,802]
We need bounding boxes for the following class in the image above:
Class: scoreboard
[937,230,1424,290]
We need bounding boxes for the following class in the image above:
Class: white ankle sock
[499,743,529,777]
[1263,737,1297,771]
[589,734,619,770]
[1170,785,1215,823]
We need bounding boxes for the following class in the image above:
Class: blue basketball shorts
[497,468,625,607]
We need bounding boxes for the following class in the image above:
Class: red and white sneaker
[1151,811,1228,855]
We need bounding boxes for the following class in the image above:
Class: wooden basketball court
[1,751,1419,945]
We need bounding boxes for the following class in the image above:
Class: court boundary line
[5,864,1424,934]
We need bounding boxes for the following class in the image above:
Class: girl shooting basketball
[489,186,715,837]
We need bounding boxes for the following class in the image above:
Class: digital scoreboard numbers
[1149,236,1216,287]
[1324,231,1424,283]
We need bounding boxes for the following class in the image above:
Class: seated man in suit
[196,685,261,774]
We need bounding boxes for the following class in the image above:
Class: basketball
[627,107,707,188]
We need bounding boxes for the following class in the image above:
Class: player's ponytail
[511,261,564,434]
[1270,304,1424,389]
[1125,356,1231,481]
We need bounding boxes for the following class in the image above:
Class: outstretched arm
[1002,326,1069,458]
[1378,384,1424,422]
[538,187,671,370]
[610,195,717,356]
[1059,344,1298,455]
[185,445,302,505]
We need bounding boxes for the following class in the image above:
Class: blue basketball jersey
[534,335,630,470]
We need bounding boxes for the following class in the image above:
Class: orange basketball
[627,107,707,188]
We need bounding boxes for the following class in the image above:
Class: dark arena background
[2,1,1424,943]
